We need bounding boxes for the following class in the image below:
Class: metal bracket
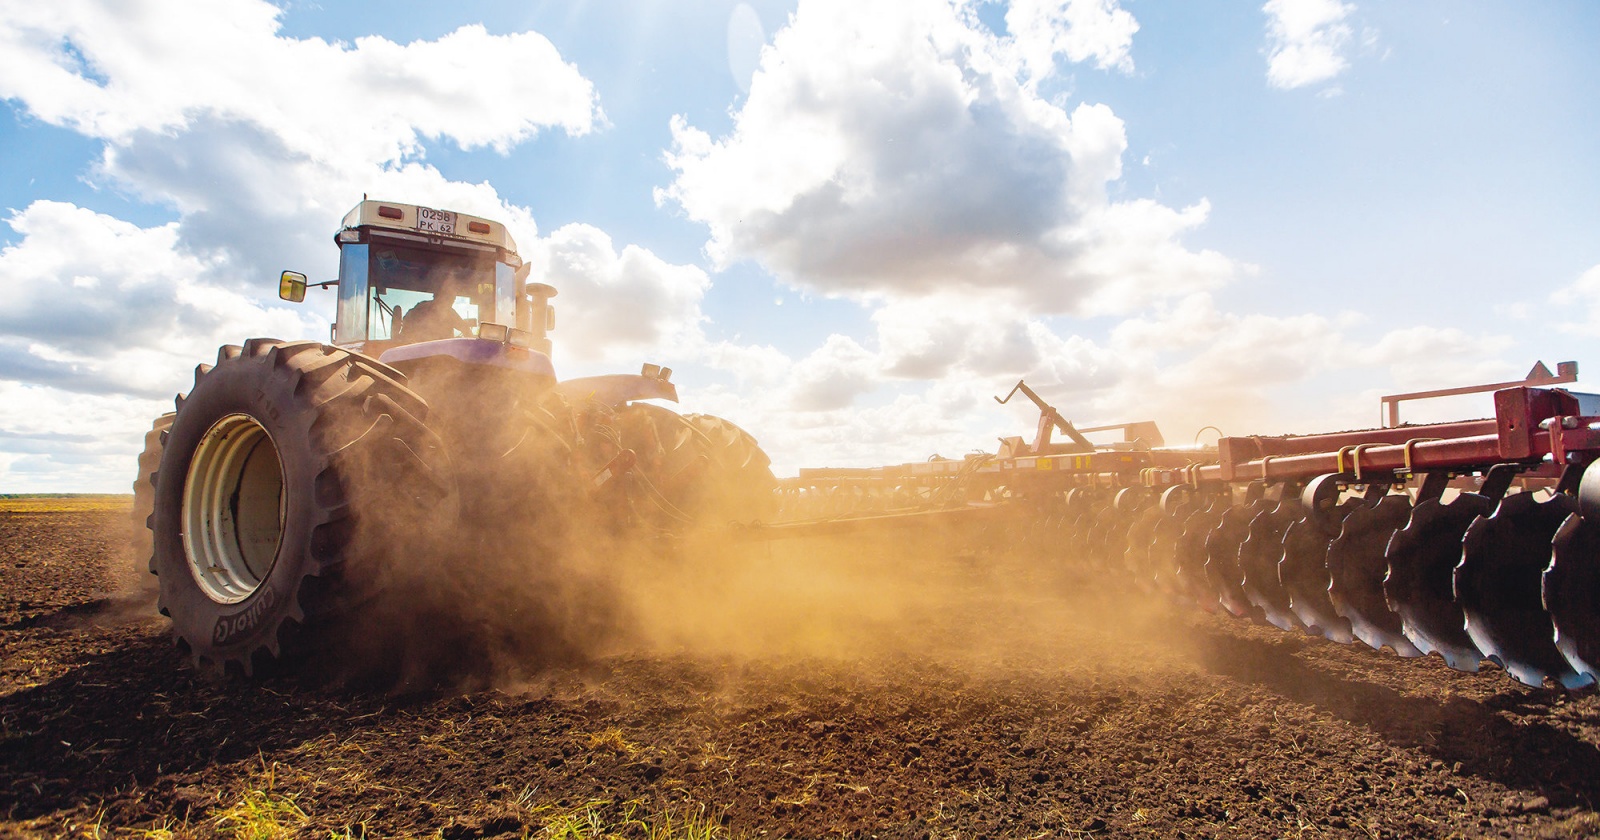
[995,380,1094,455]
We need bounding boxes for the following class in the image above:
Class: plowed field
[4,500,1600,838]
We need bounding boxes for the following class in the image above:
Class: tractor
[133,200,775,676]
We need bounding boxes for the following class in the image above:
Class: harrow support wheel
[1457,491,1590,688]
[150,340,450,676]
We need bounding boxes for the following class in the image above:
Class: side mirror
[279,271,307,303]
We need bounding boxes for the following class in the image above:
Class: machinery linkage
[779,363,1600,689]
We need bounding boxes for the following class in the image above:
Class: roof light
[468,220,490,234]
[478,322,510,343]
[507,327,533,349]
[337,229,360,243]
[377,205,404,219]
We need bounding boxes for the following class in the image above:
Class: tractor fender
[378,337,556,379]
[554,373,679,407]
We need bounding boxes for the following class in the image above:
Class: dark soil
[4,503,1600,838]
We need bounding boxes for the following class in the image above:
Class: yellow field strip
[0,494,134,513]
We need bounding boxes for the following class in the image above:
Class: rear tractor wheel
[685,412,778,526]
[601,405,777,531]
[148,339,450,675]
[131,411,176,580]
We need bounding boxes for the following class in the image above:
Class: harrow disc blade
[1239,499,1304,632]
[1281,515,1355,643]
[1327,494,1421,656]
[1457,492,1590,689]
[1174,496,1230,612]
[1385,494,1491,671]
[1123,504,1166,593]
[1079,492,1118,570]
[1100,490,1146,576]
[1545,512,1600,684]
[1206,500,1269,620]
[1148,489,1200,602]
[1061,488,1098,548]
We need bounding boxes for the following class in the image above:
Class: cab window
[365,242,495,342]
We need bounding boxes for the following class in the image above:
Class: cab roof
[340,200,518,256]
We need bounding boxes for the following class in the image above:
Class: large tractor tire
[131,411,176,580]
[685,412,778,525]
[149,339,449,675]
[599,405,776,530]
[610,402,714,530]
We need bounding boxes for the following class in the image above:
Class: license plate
[416,206,457,235]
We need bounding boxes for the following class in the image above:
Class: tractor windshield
[332,230,518,348]
[362,242,495,343]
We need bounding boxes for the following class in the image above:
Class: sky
[0,0,1596,493]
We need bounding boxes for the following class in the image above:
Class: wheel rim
[182,413,286,604]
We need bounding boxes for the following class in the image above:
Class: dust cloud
[325,379,1206,693]
[122,356,1205,691]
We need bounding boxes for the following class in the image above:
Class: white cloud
[0,201,318,399]
[537,224,711,366]
[1263,0,1355,90]
[0,200,322,494]
[0,3,598,156]
[727,3,766,94]
[0,384,171,493]
[0,0,601,292]
[1552,264,1600,335]
[1004,0,1139,81]
[786,335,880,412]
[659,0,1226,317]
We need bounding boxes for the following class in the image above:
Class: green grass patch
[538,799,735,840]
[212,789,308,839]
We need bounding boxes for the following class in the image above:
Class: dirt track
[5,502,1600,838]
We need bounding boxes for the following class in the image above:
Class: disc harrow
[778,363,1600,689]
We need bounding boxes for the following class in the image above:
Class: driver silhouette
[398,288,470,343]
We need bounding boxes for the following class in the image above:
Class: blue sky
[0,0,1596,492]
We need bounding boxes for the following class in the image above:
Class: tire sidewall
[153,350,322,664]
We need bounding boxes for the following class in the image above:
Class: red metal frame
[1379,360,1576,427]
[781,379,1599,518]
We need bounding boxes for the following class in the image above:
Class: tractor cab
[279,200,557,358]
